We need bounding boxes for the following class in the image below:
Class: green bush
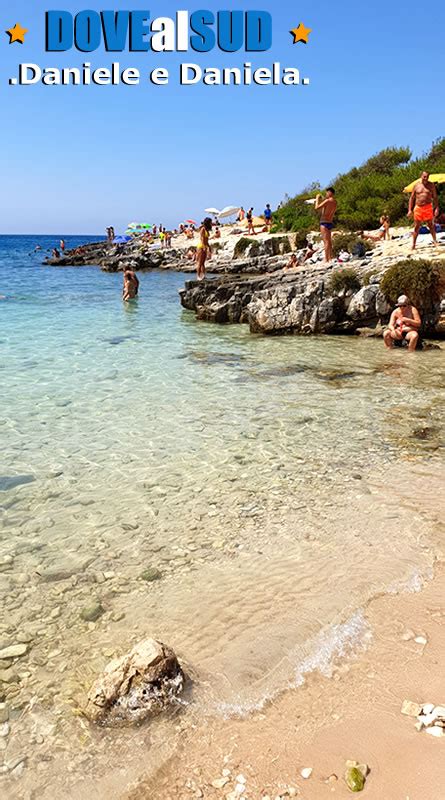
[327,268,362,295]
[362,270,378,287]
[294,228,312,250]
[273,138,445,233]
[271,236,292,255]
[380,259,445,312]
[234,237,254,258]
[332,234,373,258]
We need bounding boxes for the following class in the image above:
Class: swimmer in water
[122,268,139,302]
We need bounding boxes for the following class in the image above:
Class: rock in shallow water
[85,638,184,725]
[0,644,28,660]
[140,567,162,582]
[80,601,104,622]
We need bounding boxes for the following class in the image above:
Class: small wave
[386,566,434,596]
[294,610,370,687]
[216,610,370,718]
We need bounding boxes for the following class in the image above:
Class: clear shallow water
[1,235,444,797]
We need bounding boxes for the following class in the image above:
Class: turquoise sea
[1,235,444,798]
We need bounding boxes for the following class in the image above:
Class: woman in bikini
[196,218,213,281]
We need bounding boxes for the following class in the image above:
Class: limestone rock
[346,285,378,322]
[85,638,184,725]
[0,644,28,660]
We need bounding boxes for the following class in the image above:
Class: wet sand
[128,561,445,800]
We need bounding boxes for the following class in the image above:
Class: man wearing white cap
[383,295,421,352]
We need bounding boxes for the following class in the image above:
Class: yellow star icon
[6,23,28,44]
[290,23,312,44]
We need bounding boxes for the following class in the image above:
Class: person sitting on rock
[285,254,298,269]
[383,295,421,352]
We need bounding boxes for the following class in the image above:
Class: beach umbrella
[403,174,445,193]
[239,215,267,229]
[205,207,221,216]
[127,222,152,229]
[219,206,240,219]
[113,235,131,244]
[184,219,197,225]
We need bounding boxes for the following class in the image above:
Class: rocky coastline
[44,232,445,339]
[180,256,445,339]
[43,234,294,276]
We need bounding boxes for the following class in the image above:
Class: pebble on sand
[344,766,366,792]
[300,767,313,779]
[401,699,422,717]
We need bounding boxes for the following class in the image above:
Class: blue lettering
[190,10,215,53]
[46,11,73,51]
[217,11,244,52]
[74,11,101,52]
[101,11,130,52]
[129,11,150,51]
[246,11,272,52]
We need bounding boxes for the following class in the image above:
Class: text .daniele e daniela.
[10,62,309,87]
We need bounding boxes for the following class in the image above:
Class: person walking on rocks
[315,188,337,262]
[264,204,272,228]
[408,171,439,250]
[196,217,213,281]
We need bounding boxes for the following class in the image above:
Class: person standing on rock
[408,172,439,250]
[264,204,272,228]
[315,188,337,262]
[246,208,256,236]
[196,218,213,281]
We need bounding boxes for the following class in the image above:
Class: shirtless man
[315,188,337,262]
[408,171,439,250]
[383,295,421,353]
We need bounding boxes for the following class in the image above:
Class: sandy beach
[127,465,445,800]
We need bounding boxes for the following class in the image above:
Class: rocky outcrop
[180,262,444,338]
[85,639,184,726]
[44,236,295,275]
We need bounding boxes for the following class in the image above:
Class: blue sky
[1,0,444,234]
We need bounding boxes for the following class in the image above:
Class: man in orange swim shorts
[407,171,439,250]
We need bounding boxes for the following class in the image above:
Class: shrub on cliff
[234,237,254,258]
[380,259,445,312]
[332,234,374,258]
[327,268,361,296]
[274,138,445,232]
